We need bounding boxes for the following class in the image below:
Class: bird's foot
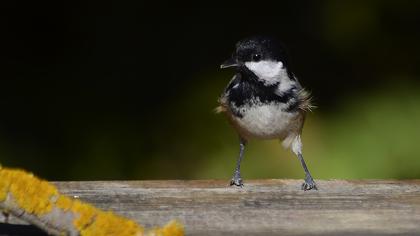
[301,176,317,191]
[229,171,243,187]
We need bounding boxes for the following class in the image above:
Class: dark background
[2,1,420,180]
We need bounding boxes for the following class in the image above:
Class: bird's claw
[301,176,317,191]
[230,172,244,187]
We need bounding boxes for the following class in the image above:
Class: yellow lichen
[71,199,98,230]
[80,211,144,236]
[147,220,184,236]
[58,196,146,236]
[0,167,184,236]
[55,195,73,211]
[0,168,13,201]
[0,168,58,215]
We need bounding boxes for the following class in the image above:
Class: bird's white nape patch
[245,60,288,86]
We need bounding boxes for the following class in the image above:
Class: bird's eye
[252,54,261,62]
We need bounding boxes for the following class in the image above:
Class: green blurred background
[2,1,420,180]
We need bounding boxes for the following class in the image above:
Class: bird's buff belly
[232,103,301,139]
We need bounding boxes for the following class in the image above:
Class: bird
[216,35,317,191]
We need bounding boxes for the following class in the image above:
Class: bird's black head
[221,36,289,68]
[221,36,293,86]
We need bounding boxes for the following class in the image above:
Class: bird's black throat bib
[226,73,299,118]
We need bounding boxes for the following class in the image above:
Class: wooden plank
[2,179,420,235]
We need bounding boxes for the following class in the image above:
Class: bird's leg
[290,135,317,191]
[230,138,247,187]
[297,153,317,191]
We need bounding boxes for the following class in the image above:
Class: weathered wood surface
[2,179,420,235]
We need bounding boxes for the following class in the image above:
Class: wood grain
[2,179,420,235]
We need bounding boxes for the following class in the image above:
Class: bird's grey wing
[291,73,303,89]
[216,73,241,113]
[223,73,241,94]
[292,74,314,111]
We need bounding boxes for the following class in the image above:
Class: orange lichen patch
[147,220,184,236]
[0,168,58,215]
[80,211,144,236]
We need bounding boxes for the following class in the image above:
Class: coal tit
[217,36,317,191]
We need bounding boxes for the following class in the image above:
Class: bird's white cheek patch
[245,61,286,85]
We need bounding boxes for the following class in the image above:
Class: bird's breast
[230,101,302,140]
[221,73,305,139]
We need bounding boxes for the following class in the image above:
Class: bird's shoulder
[216,74,241,113]
[218,73,313,114]
[224,73,295,106]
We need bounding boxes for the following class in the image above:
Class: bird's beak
[220,57,239,69]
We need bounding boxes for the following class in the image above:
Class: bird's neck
[227,72,298,107]
[239,68,298,96]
